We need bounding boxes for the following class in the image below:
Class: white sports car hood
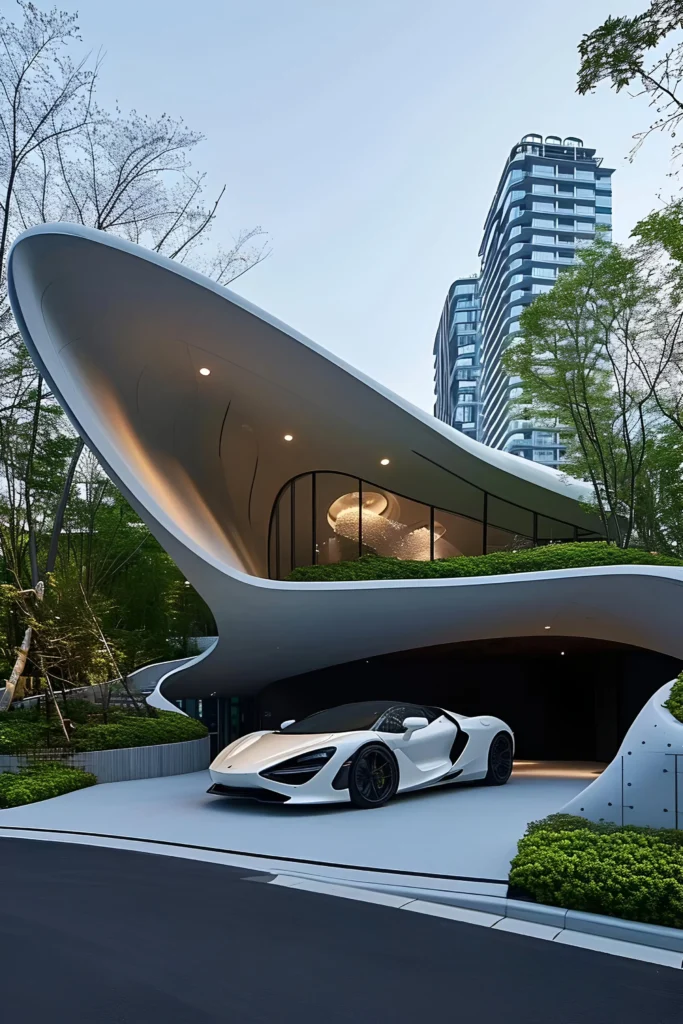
[210,731,340,772]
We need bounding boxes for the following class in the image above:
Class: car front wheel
[348,744,399,809]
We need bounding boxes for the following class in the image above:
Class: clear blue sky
[75,0,671,412]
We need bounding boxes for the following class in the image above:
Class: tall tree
[0,3,264,705]
[503,235,677,549]
[576,2,683,438]
[635,422,683,551]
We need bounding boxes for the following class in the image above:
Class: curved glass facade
[269,472,598,579]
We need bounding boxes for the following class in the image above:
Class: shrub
[663,672,683,724]
[69,711,207,752]
[0,711,56,754]
[286,541,683,583]
[58,698,102,724]
[0,762,96,808]
[0,707,207,754]
[509,814,683,928]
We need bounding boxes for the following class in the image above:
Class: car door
[376,705,457,772]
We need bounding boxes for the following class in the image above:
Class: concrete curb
[3,820,680,963]
[268,873,683,959]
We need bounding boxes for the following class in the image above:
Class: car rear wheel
[348,744,399,809]
[484,732,513,786]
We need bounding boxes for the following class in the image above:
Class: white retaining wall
[0,736,210,784]
[561,680,683,828]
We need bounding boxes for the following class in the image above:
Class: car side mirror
[280,719,295,730]
[402,716,428,738]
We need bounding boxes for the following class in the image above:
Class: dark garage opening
[256,637,682,764]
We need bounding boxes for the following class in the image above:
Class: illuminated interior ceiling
[8,223,683,699]
[327,490,435,560]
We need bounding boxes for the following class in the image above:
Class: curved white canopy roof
[8,224,683,699]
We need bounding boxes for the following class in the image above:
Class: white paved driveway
[0,766,590,881]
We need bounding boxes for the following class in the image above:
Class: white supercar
[208,701,514,808]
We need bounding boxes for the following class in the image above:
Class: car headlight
[260,747,337,786]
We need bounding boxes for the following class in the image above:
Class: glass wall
[537,516,577,544]
[268,471,587,579]
[293,474,313,568]
[315,474,361,566]
[486,496,534,553]
[435,509,483,558]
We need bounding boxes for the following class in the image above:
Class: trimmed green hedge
[69,711,207,752]
[663,672,683,724]
[0,762,96,808]
[509,814,683,928]
[0,706,207,755]
[287,542,683,582]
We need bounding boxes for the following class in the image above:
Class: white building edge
[8,223,683,827]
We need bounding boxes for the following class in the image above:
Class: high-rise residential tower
[434,134,614,467]
[479,133,614,465]
[433,275,482,439]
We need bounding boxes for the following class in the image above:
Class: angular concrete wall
[561,681,683,828]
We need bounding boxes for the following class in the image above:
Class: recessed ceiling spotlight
[544,625,551,630]
[199,367,211,376]
[560,651,565,656]
[380,458,390,466]
[284,434,293,441]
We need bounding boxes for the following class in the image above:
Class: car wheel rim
[355,749,394,803]
[490,735,512,782]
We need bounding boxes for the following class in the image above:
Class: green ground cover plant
[287,541,683,583]
[0,762,96,808]
[509,814,683,928]
[69,710,207,752]
[0,703,207,755]
[663,672,683,724]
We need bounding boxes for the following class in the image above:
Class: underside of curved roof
[8,224,683,698]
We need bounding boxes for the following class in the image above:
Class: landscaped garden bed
[0,761,96,808]
[509,674,683,929]
[287,541,683,582]
[509,812,683,929]
[0,699,207,756]
[0,700,209,802]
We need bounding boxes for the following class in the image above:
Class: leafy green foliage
[69,710,207,752]
[663,671,683,721]
[577,2,683,162]
[526,811,683,841]
[0,705,207,754]
[0,472,217,688]
[503,235,673,548]
[510,813,683,927]
[634,426,683,555]
[634,202,683,268]
[577,5,678,95]
[286,541,683,582]
[0,457,216,687]
[36,468,216,684]
[0,762,96,809]
[0,711,56,755]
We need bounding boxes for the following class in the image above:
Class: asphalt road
[2,837,681,1023]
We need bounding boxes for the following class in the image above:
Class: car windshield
[278,702,398,734]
